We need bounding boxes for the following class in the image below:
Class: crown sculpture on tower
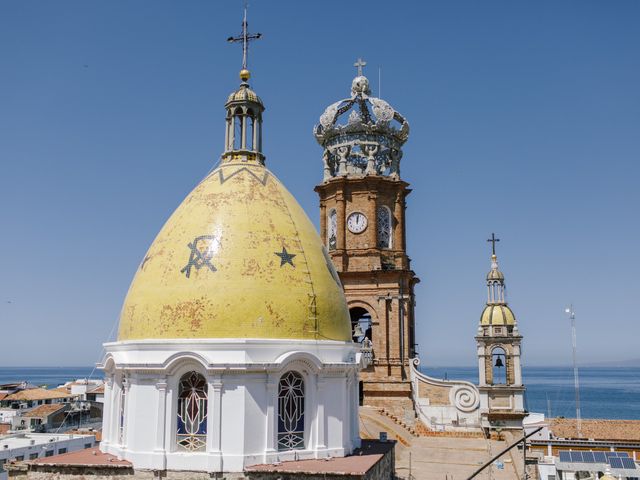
[314,59,410,180]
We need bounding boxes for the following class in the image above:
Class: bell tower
[314,61,419,413]
[476,234,526,431]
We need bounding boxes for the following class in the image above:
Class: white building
[58,380,104,403]
[98,61,362,473]
[0,433,96,480]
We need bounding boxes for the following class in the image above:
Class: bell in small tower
[494,356,504,368]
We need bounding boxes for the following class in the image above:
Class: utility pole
[565,305,582,438]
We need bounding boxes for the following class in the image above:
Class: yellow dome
[480,304,516,326]
[486,269,504,281]
[227,85,262,106]
[117,160,351,342]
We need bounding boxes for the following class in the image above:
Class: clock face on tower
[347,212,368,233]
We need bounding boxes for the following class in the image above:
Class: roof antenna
[378,65,382,99]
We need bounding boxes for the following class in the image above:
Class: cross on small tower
[354,57,367,76]
[227,6,262,71]
[487,233,500,255]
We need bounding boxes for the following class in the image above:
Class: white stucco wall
[99,339,362,473]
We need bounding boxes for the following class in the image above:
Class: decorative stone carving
[451,385,480,413]
[410,358,482,431]
[320,101,341,129]
[314,74,410,180]
[370,98,394,123]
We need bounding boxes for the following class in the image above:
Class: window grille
[376,206,391,248]
[176,371,208,451]
[277,371,305,451]
[328,210,337,250]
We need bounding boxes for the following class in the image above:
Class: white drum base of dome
[99,339,362,473]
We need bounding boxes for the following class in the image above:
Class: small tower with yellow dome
[475,234,526,431]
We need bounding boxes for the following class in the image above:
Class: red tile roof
[31,448,131,467]
[22,404,66,418]
[551,418,640,442]
[246,440,393,475]
[3,388,73,402]
[88,385,104,394]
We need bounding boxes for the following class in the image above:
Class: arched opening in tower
[491,346,507,385]
[349,307,372,344]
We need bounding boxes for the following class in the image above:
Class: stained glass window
[376,206,391,248]
[277,371,305,451]
[176,371,208,451]
[328,209,337,250]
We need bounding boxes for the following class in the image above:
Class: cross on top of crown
[354,58,367,76]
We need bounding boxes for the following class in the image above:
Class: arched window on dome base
[277,371,305,451]
[176,371,208,452]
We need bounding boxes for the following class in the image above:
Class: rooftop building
[0,433,96,480]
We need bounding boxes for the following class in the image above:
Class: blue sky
[1,1,638,367]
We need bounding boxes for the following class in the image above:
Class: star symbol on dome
[275,247,296,267]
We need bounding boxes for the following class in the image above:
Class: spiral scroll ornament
[452,385,480,413]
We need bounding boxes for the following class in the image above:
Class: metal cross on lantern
[487,233,500,255]
[227,6,262,71]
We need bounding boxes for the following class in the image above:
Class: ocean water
[1,366,638,420]
[0,367,98,388]
[419,366,640,420]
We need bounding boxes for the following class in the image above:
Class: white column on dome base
[341,375,349,448]
[121,378,131,450]
[349,371,360,450]
[110,380,121,448]
[207,375,223,472]
[314,376,326,452]
[154,379,167,452]
[101,376,113,448]
[265,374,277,458]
